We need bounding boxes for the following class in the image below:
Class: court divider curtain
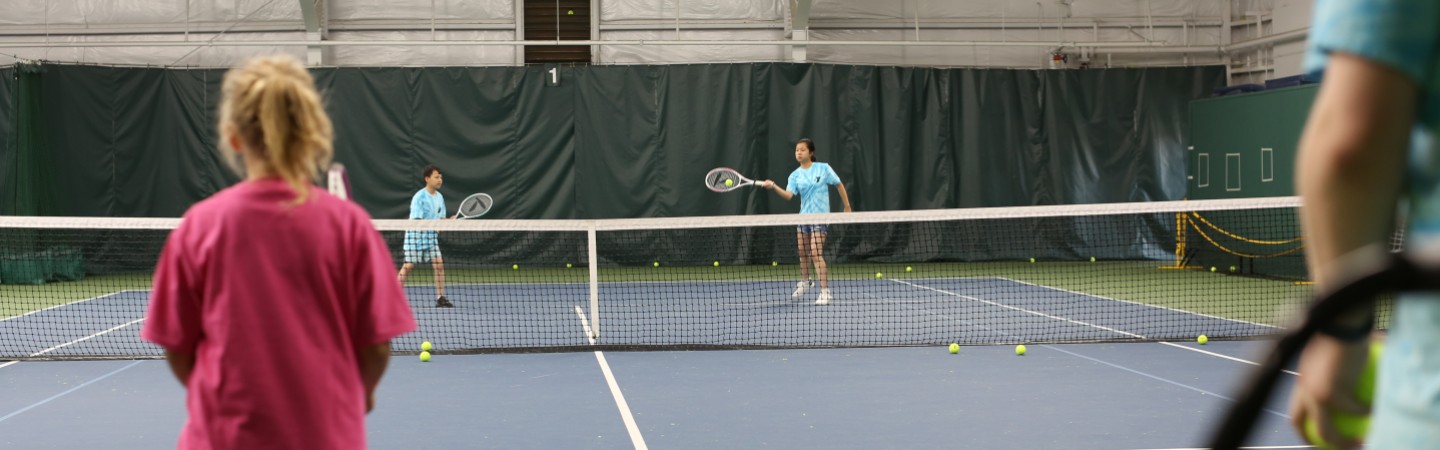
[3,63,1222,265]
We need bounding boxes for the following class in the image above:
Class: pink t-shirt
[142,178,416,450]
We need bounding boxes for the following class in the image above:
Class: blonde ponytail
[219,55,334,204]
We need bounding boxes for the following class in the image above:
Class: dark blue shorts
[796,224,829,235]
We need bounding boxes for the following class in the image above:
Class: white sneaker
[815,289,832,305]
[792,280,813,298]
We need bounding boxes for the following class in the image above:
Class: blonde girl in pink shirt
[142,55,416,449]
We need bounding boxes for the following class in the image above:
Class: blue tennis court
[1,276,1278,358]
[0,340,1309,449]
[0,274,1313,449]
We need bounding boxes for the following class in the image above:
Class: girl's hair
[219,55,334,204]
[798,138,817,162]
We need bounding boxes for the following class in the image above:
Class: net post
[587,223,600,340]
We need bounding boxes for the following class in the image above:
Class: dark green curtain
[9,63,1221,220]
[0,65,13,216]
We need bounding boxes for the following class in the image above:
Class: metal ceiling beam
[0,39,1173,48]
[298,0,326,65]
[789,0,811,61]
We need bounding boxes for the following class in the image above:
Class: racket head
[457,193,493,219]
[705,167,754,192]
[326,163,351,201]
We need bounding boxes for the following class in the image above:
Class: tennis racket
[326,163,352,200]
[455,193,493,219]
[1210,244,1440,449]
[705,167,758,193]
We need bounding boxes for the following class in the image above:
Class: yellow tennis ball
[653,261,659,267]
[512,264,519,270]
[1015,345,1027,356]
[948,343,959,354]
[1303,342,1381,450]
[772,261,778,267]
[1210,266,1217,272]
[906,266,913,272]
[566,263,573,268]
[567,9,574,15]
[714,261,719,267]
[419,351,431,362]
[1198,335,1208,345]
[724,179,734,187]
[875,272,883,279]
[421,341,433,352]
[1090,257,1096,262]
[1229,265,1237,272]
[1029,258,1035,263]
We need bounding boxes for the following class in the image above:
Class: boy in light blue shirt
[399,165,453,308]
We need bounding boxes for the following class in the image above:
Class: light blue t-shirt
[1306,0,1440,446]
[785,162,842,214]
[404,189,445,250]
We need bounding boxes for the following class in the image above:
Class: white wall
[0,0,1313,73]
[1271,0,1312,78]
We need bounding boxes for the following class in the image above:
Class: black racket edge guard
[1209,254,1427,449]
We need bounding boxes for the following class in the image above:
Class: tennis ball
[714,261,719,267]
[906,266,913,272]
[1198,335,1208,345]
[1229,265,1237,272]
[512,264,519,270]
[1029,258,1035,263]
[567,9,574,15]
[419,351,431,362]
[1308,341,1383,448]
[421,341,433,352]
[772,261,778,267]
[724,179,734,187]
[1015,345,1027,356]
[653,261,659,267]
[1210,266,1217,272]
[566,263,573,268]
[948,343,960,354]
[875,272,883,279]
[1090,256,1096,262]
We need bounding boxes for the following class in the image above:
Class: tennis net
[1,197,1335,360]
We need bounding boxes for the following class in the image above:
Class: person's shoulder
[179,183,248,227]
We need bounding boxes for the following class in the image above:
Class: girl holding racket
[759,138,852,305]
[141,55,415,449]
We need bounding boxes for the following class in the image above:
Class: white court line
[0,361,17,370]
[867,292,1293,420]
[574,306,648,450]
[1044,345,1291,420]
[890,279,1302,376]
[0,290,141,323]
[1160,342,1301,377]
[889,279,1147,340]
[574,306,597,346]
[29,318,146,358]
[0,360,145,423]
[994,277,1282,330]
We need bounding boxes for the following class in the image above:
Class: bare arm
[760,180,794,201]
[837,183,852,212]
[1290,52,1416,449]
[356,342,392,413]
[163,350,196,386]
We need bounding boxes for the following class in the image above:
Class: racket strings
[706,171,742,190]
[459,194,492,217]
